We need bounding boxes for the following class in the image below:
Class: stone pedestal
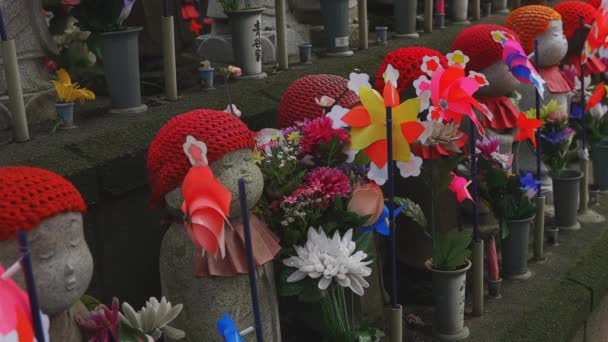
[0,0,59,130]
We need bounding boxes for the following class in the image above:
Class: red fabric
[566,54,607,76]
[194,215,281,277]
[147,109,256,207]
[0,166,86,241]
[375,47,448,94]
[277,74,359,128]
[540,65,574,93]
[554,1,597,40]
[477,95,520,130]
[451,24,520,72]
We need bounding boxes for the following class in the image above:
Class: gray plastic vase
[55,102,75,129]
[592,141,608,191]
[502,216,535,280]
[98,27,147,114]
[320,0,354,56]
[227,8,267,79]
[394,0,419,38]
[426,259,471,341]
[552,170,583,230]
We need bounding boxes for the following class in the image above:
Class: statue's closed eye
[38,249,56,260]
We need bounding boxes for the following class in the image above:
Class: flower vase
[552,170,583,230]
[375,26,389,45]
[425,259,471,341]
[227,8,267,79]
[320,0,354,56]
[198,67,215,91]
[501,216,535,280]
[56,102,75,129]
[451,0,471,24]
[393,0,420,38]
[592,140,608,191]
[98,27,147,114]
[299,44,313,64]
[492,0,510,13]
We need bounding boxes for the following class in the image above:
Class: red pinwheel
[587,82,607,110]
[583,10,608,63]
[515,112,542,147]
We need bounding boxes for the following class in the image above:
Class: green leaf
[119,322,148,342]
[394,196,428,228]
[353,151,371,167]
[356,231,374,256]
[501,221,509,240]
[432,229,472,271]
[278,269,305,297]
[80,294,102,311]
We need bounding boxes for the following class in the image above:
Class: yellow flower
[52,68,95,104]
[287,131,300,142]
[523,99,561,122]
[252,149,264,163]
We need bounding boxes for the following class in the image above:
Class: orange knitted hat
[554,1,597,40]
[147,109,255,207]
[505,5,562,54]
[451,24,521,72]
[0,166,86,241]
[375,47,448,93]
[277,74,359,128]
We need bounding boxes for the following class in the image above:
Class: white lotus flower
[283,228,372,296]
[590,103,607,120]
[326,105,349,129]
[119,297,185,341]
[347,72,371,96]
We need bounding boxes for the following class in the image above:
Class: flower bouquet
[51,68,95,130]
[533,101,577,177]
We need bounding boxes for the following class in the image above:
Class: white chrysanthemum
[283,228,372,296]
[119,297,185,341]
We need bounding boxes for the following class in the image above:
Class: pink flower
[348,182,384,225]
[282,196,298,204]
[77,297,120,342]
[476,136,500,160]
[44,56,57,73]
[315,95,336,108]
[300,117,349,157]
[305,167,351,200]
[227,65,242,77]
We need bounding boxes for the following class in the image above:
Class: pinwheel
[491,31,546,98]
[341,64,424,185]
[582,9,608,63]
[361,205,405,236]
[587,81,607,110]
[0,263,35,341]
[217,312,245,342]
[448,172,474,203]
[413,52,489,136]
[515,112,542,147]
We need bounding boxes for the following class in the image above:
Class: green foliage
[80,294,102,311]
[71,0,130,33]
[353,327,385,341]
[431,229,472,271]
[394,196,428,228]
[423,154,466,194]
[218,0,253,12]
[539,120,577,177]
[317,135,349,167]
[118,323,148,342]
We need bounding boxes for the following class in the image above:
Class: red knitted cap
[587,0,601,9]
[505,5,562,54]
[147,109,255,207]
[451,24,521,72]
[554,1,597,40]
[0,166,86,241]
[277,74,359,128]
[375,47,448,93]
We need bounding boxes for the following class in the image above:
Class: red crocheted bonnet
[587,0,601,9]
[147,109,255,207]
[505,5,562,54]
[554,1,597,40]
[451,24,520,72]
[0,166,86,241]
[277,74,359,128]
[375,47,448,94]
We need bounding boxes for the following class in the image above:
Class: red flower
[304,167,351,201]
[44,56,57,73]
[515,113,542,147]
[189,19,203,35]
[299,117,349,157]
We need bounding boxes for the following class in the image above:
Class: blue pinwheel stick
[17,230,45,342]
[238,179,264,342]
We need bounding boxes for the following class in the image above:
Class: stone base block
[0,87,56,131]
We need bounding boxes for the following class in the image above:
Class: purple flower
[569,104,583,121]
[541,128,574,145]
[476,136,500,160]
[77,297,120,342]
[118,0,136,25]
[520,172,541,191]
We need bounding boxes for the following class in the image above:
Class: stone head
[505,5,568,67]
[451,24,521,97]
[0,166,93,316]
[147,109,263,217]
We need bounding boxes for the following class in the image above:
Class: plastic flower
[341,63,424,185]
[448,172,473,203]
[119,297,185,341]
[183,135,208,166]
[299,117,349,157]
[227,65,242,77]
[325,105,350,129]
[77,298,120,342]
[361,205,404,236]
[217,312,244,342]
[414,118,467,159]
[52,68,95,104]
[181,165,232,258]
[118,0,137,26]
[397,153,423,178]
[590,103,608,120]
[382,64,399,88]
[446,50,470,67]
[414,55,488,135]
[315,96,336,108]
[347,182,384,226]
[569,103,584,120]
[305,167,351,200]
[586,82,606,111]
[541,127,574,145]
[476,136,499,159]
[224,104,242,117]
[515,112,542,147]
[520,172,541,192]
[347,72,371,96]
[283,228,372,296]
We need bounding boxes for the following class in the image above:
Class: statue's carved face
[211,149,264,219]
[536,20,569,67]
[0,212,93,315]
[476,61,520,97]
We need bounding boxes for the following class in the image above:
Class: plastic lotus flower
[52,68,95,104]
[414,118,467,159]
[340,63,424,185]
[515,112,542,147]
[491,30,545,97]
[283,227,372,296]
[449,172,473,203]
[119,297,185,341]
[217,312,245,342]
[361,205,404,236]
[78,298,120,342]
[413,51,489,135]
